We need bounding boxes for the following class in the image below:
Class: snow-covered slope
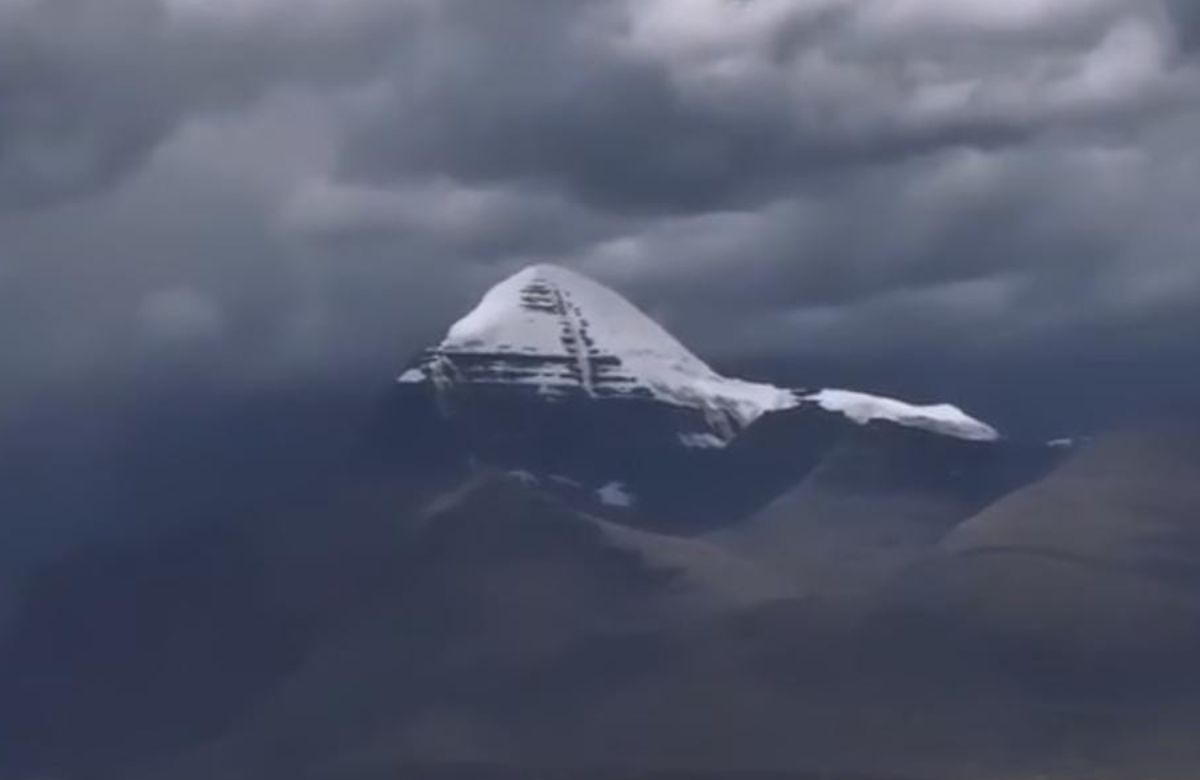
[802,389,999,442]
[399,264,998,443]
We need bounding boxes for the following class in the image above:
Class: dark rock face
[376,378,860,531]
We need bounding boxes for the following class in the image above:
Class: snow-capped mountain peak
[441,264,707,376]
[399,264,999,443]
[400,263,796,433]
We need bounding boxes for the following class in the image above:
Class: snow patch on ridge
[597,481,635,508]
[679,432,726,449]
[803,389,999,442]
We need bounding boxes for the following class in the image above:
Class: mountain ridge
[398,264,998,444]
[383,264,1011,527]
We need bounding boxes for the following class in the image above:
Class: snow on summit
[403,263,796,431]
[442,264,709,369]
[400,264,999,442]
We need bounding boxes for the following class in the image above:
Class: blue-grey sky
[3,0,1200,411]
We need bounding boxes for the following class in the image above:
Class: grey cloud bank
[2,0,1199,420]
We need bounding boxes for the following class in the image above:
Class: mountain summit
[399,263,998,443]
[399,263,796,438]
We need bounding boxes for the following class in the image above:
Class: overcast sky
[3,0,1200,411]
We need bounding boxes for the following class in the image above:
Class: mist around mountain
[2,267,1199,780]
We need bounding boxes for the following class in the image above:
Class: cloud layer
[3,0,1199,406]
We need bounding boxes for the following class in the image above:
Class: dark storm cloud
[0,0,412,208]
[1165,0,1200,51]
[340,0,1157,214]
[2,0,1200,408]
